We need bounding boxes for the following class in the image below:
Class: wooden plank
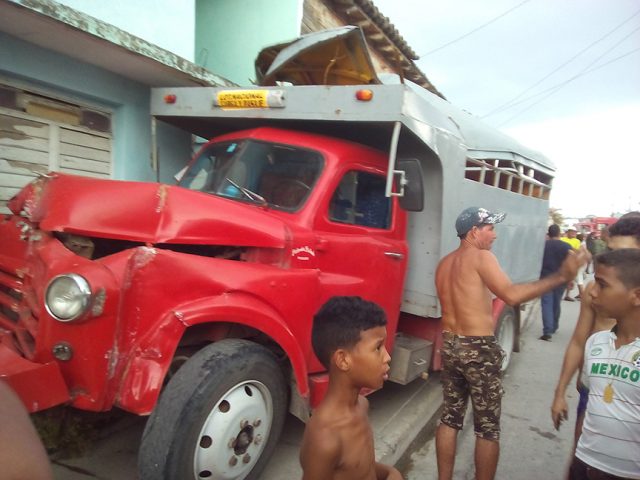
[0,145,49,165]
[0,113,50,141]
[60,128,111,150]
[60,168,110,179]
[0,134,49,152]
[60,155,110,174]
[59,142,111,162]
[0,186,20,201]
[0,159,45,176]
[0,170,39,188]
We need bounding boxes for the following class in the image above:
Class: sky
[373,0,640,219]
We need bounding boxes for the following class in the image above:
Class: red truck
[0,29,554,480]
[575,216,617,235]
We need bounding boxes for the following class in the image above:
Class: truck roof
[152,82,554,177]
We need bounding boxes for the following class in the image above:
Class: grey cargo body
[151,83,554,318]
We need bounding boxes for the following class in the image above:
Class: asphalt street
[400,292,584,479]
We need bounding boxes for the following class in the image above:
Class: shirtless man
[550,215,640,444]
[435,207,588,480]
[300,296,402,480]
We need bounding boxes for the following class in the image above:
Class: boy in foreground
[300,296,402,480]
[551,216,640,442]
[568,248,640,479]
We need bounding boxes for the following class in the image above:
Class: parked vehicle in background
[575,216,617,234]
[0,27,554,480]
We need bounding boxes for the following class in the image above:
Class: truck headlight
[45,274,92,322]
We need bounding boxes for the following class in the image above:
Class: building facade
[0,0,437,213]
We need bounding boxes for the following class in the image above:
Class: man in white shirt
[569,248,640,480]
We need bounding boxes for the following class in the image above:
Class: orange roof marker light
[355,89,373,101]
[164,94,177,104]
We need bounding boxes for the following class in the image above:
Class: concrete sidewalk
[51,374,443,479]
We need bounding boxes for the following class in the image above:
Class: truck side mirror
[396,158,424,212]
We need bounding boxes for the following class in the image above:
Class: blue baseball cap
[455,207,506,236]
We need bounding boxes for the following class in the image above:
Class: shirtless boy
[435,207,587,480]
[551,215,640,442]
[300,296,402,480]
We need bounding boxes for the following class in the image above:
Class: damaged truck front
[0,26,554,480]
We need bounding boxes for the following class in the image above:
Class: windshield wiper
[224,178,268,207]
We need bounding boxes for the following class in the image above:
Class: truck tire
[138,339,287,480]
[495,306,517,371]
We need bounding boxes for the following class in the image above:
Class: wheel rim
[497,312,515,370]
[192,380,273,480]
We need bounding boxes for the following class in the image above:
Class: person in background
[574,233,587,299]
[0,381,53,480]
[561,228,582,301]
[539,224,573,341]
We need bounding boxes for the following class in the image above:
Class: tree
[549,207,563,226]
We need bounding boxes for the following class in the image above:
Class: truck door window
[178,140,322,211]
[329,171,391,229]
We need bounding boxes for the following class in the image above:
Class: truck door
[314,168,408,335]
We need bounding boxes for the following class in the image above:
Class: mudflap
[0,343,70,412]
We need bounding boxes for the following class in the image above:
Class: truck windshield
[178,140,323,210]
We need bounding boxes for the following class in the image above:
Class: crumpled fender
[116,292,308,414]
[0,343,70,412]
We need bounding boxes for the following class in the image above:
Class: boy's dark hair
[609,217,640,244]
[620,211,640,219]
[312,296,387,369]
[595,249,640,289]
[547,224,560,238]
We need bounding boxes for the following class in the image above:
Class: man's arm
[478,249,588,306]
[0,381,53,480]
[300,424,340,480]
[550,282,596,430]
[374,462,403,479]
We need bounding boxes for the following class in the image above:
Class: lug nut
[229,456,238,466]
[228,438,236,449]
[254,434,263,446]
[240,420,249,429]
[253,419,262,427]
[242,454,251,464]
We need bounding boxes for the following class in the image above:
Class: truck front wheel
[138,339,287,480]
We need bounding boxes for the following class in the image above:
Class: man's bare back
[436,246,497,336]
[300,396,380,480]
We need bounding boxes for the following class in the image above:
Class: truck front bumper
[0,342,70,412]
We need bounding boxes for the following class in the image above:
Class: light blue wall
[195,0,302,85]
[55,0,196,61]
[0,32,191,183]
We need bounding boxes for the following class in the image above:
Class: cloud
[504,103,640,216]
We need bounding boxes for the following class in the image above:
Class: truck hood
[13,174,288,247]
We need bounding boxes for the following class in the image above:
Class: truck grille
[0,256,36,358]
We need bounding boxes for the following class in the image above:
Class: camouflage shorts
[440,331,505,441]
